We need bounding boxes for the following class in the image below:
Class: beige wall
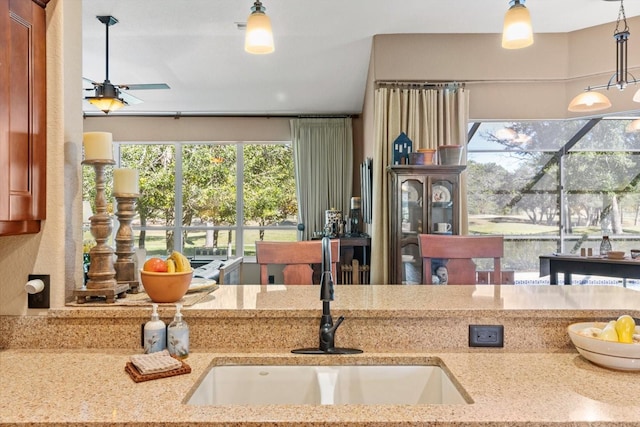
[1,7,639,316]
[358,17,640,166]
[83,116,291,142]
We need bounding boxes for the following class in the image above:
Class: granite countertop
[1,350,639,426]
[2,285,639,425]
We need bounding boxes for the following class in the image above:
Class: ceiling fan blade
[118,83,170,91]
[83,76,100,85]
[119,90,144,105]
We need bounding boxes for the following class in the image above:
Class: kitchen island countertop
[1,349,639,426]
[2,285,639,426]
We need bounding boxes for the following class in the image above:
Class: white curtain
[291,118,353,241]
[370,86,470,284]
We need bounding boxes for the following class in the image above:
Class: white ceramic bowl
[568,322,640,371]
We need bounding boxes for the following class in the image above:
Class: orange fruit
[143,257,168,272]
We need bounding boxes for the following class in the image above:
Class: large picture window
[82,141,297,261]
[467,119,640,280]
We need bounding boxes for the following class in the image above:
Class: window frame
[112,140,297,261]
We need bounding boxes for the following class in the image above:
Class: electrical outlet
[469,324,504,347]
[27,274,50,309]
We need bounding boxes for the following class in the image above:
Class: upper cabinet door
[0,0,47,236]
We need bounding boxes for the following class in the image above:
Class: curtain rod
[375,80,465,89]
[84,113,357,119]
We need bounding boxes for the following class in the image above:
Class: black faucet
[292,237,363,355]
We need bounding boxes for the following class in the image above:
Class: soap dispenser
[167,303,189,359]
[143,303,166,354]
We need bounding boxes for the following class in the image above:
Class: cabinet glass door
[401,179,423,284]
[430,179,455,234]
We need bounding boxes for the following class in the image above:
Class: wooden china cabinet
[387,165,466,284]
[0,0,48,236]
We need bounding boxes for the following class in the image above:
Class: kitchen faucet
[292,237,363,355]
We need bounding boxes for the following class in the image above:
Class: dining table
[539,253,640,285]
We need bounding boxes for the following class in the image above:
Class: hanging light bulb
[502,0,534,49]
[245,0,274,54]
[567,90,612,112]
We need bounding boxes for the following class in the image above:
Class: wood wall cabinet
[388,165,466,284]
[0,0,48,236]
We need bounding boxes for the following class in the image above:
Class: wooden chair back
[418,234,504,285]
[255,240,340,285]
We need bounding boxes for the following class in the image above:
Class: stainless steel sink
[186,364,471,405]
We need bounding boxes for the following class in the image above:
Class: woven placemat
[125,360,191,382]
[66,284,218,307]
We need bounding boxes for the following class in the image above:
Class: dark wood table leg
[564,272,572,285]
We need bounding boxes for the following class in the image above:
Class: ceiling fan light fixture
[85,82,128,114]
[502,0,534,49]
[567,90,612,112]
[245,0,274,54]
[86,96,127,114]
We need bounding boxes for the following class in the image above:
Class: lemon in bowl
[568,320,640,371]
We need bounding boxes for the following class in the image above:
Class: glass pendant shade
[245,8,274,54]
[502,1,534,49]
[86,96,126,114]
[634,88,640,103]
[567,91,612,112]
[626,118,640,133]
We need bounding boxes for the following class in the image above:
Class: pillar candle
[83,132,113,160]
[113,168,139,195]
[351,197,361,210]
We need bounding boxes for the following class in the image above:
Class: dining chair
[417,234,504,284]
[255,240,340,285]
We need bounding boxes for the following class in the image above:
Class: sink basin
[186,364,471,405]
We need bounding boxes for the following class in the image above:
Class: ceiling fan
[84,15,170,114]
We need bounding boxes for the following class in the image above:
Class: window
[82,141,297,261]
[467,119,640,279]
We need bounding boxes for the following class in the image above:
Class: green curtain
[291,118,354,241]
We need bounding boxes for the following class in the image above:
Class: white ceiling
[81,0,640,116]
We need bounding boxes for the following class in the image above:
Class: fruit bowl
[568,322,640,371]
[140,269,193,303]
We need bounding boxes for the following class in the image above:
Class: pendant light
[568,0,638,112]
[245,0,274,54]
[567,90,612,113]
[502,0,534,49]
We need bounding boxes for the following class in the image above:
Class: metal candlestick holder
[114,194,140,293]
[74,159,129,304]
